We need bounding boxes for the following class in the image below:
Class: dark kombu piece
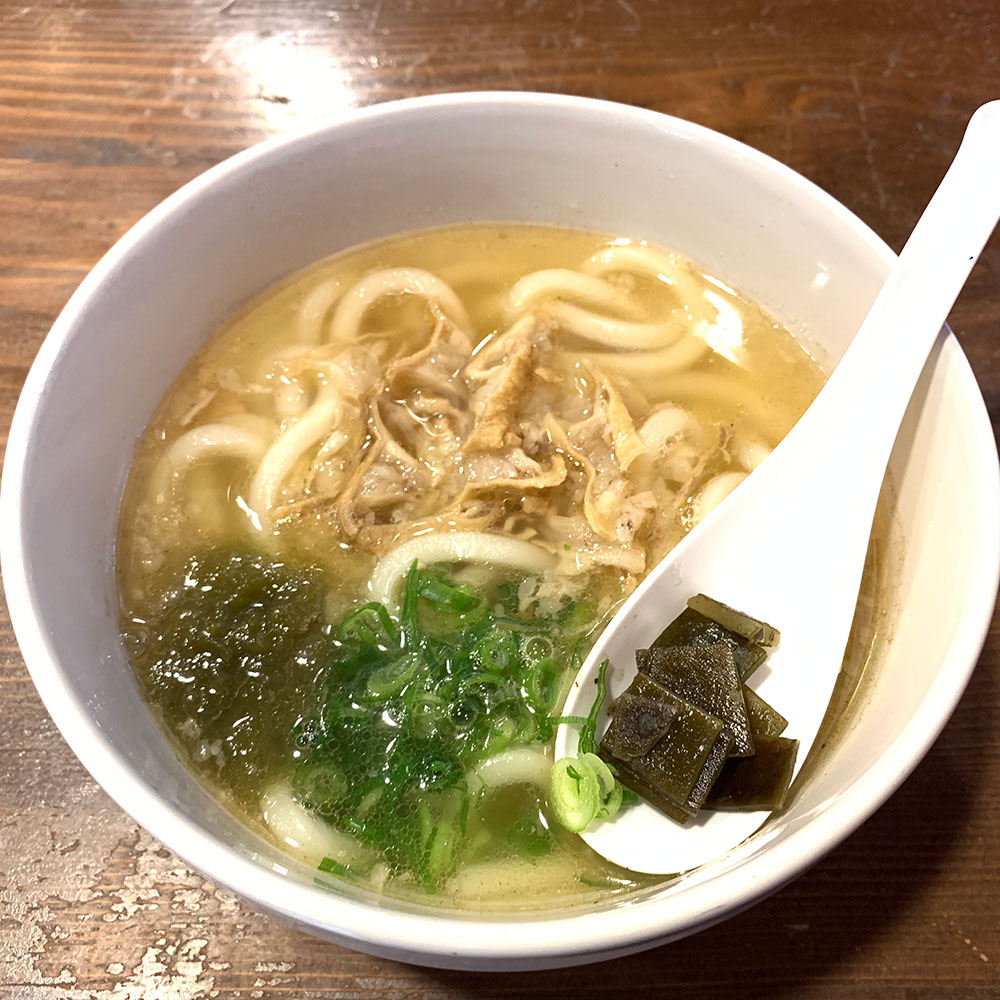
[686,727,738,812]
[601,673,733,824]
[599,595,796,824]
[705,735,800,811]
[687,594,780,647]
[650,606,767,681]
[637,643,754,756]
[601,690,678,760]
[743,686,788,739]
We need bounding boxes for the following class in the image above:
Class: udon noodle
[118,224,862,910]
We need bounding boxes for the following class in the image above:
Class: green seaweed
[650,607,767,681]
[637,643,754,757]
[123,548,330,790]
[600,673,726,820]
[743,686,789,738]
[600,691,678,760]
[687,594,780,647]
[704,736,799,811]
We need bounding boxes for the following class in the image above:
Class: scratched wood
[1,1,999,996]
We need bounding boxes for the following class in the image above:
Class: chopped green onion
[338,602,398,647]
[317,856,355,878]
[425,820,455,885]
[550,757,600,833]
[480,714,518,757]
[290,563,601,888]
[418,575,479,611]
[295,762,346,805]
[475,632,518,672]
[400,560,423,650]
[410,690,449,739]
[458,670,508,694]
[569,637,588,672]
[578,658,609,756]
[366,651,422,698]
[548,751,625,832]
[458,790,471,837]
[548,661,631,833]
[547,714,588,726]
[525,656,560,713]
[581,752,623,821]
[494,616,551,633]
[522,634,555,664]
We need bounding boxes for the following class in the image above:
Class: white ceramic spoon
[554,100,1000,875]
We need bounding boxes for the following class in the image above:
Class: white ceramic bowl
[2,93,997,970]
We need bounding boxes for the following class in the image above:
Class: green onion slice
[476,632,519,672]
[581,752,624,821]
[525,656,561,713]
[317,856,355,878]
[410,690,449,739]
[418,574,480,611]
[522,634,555,664]
[401,560,423,649]
[338,602,398,647]
[578,658,610,755]
[366,651,422,698]
[550,756,600,833]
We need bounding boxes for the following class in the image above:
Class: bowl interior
[3,94,997,969]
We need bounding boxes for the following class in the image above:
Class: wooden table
[1,2,998,996]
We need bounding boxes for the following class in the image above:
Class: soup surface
[118,224,877,909]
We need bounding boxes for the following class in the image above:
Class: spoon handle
[741,100,1000,595]
[646,98,1000,685]
[785,100,1000,505]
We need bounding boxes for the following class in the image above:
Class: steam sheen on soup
[118,225,833,908]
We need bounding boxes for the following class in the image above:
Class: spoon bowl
[556,99,1000,874]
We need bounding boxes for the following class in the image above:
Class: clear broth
[117,224,893,910]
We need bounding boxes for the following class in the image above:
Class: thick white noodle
[734,432,773,471]
[368,531,555,611]
[273,380,308,419]
[582,243,705,302]
[216,412,276,437]
[446,855,578,901]
[466,747,552,796]
[654,371,793,441]
[255,344,313,384]
[328,267,470,342]
[506,268,645,320]
[638,404,692,453]
[297,278,344,345]
[691,470,747,525]
[249,379,342,528]
[568,331,708,378]
[151,424,268,503]
[545,300,685,350]
[261,781,371,869]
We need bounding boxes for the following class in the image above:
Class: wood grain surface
[1,1,998,996]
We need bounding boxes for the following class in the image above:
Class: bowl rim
[2,90,998,964]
